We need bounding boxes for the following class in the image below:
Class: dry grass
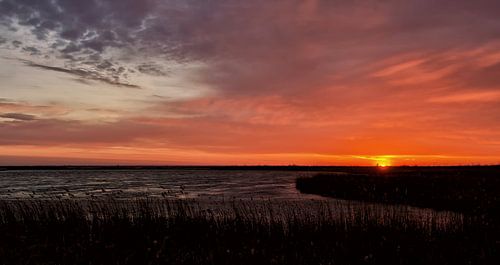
[0,198,498,265]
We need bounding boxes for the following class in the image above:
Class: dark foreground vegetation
[0,199,498,265]
[296,166,500,215]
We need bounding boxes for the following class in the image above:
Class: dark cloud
[22,46,40,55]
[22,60,141,89]
[137,63,168,76]
[0,112,36,121]
[0,0,158,84]
[2,0,500,96]
[11,40,21,47]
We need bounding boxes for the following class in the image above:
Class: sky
[0,0,500,166]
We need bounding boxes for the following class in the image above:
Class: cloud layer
[1,0,500,165]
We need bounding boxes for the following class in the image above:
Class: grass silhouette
[0,198,498,265]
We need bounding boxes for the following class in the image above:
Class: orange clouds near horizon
[1,0,500,166]
[1,145,499,166]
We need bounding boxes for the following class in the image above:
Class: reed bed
[0,198,497,265]
[296,166,500,215]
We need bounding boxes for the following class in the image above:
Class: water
[0,169,326,200]
[0,169,465,228]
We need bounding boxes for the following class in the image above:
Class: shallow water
[0,169,466,227]
[0,169,326,200]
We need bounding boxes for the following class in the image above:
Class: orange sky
[0,0,500,166]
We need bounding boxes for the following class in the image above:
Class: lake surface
[0,169,325,200]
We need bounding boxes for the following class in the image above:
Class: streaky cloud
[0,112,36,121]
[23,60,141,89]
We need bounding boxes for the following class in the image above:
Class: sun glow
[376,158,391,168]
[352,155,394,167]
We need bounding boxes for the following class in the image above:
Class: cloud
[0,118,162,145]
[137,63,168,76]
[0,112,36,121]
[11,40,22,48]
[1,0,500,164]
[21,46,40,55]
[2,0,500,97]
[23,60,141,89]
[0,0,159,85]
[429,91,500,103]
[0,99,68,117]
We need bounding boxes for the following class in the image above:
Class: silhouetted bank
[296,166,500,215]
